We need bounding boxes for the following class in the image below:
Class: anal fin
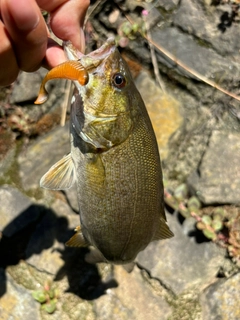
[65,226,89,247]
[40,153,75,190]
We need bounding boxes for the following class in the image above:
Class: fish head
[67,38,137,149]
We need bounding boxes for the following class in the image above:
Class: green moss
[0,138,48,202]
[7,261,47,290]
[166,288,201,320]
[196,38,212,49]
[62,295,94,320]
[0,140,22,188]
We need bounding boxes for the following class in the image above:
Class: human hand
[0,0,90,86]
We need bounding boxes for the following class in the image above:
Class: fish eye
[112,73,126,89]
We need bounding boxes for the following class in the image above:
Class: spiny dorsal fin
[152,218,174,241]
[40,153,75,190]
[65,226,89,247]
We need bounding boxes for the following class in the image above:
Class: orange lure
[34,60,89,104]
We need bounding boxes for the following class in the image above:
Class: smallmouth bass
[35,38,173,267]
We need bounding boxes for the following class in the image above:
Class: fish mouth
[64,37,117,70]
[86,37,116,60]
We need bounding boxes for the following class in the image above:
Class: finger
[42,38,67,70]
[37,0,90,52]
[1,0,48,72]
[0,20,19,85]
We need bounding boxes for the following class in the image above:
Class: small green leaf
[203,229,217,240]
[141,24,146,36]
[179,206,191,219]
[196,221,205,230]
[132,23,139,33]
[32,290,47,303]
[174,184,188,200]
[212,219,223,231]
[42,301,56,314]
[202,215,212,226]
[213,214,222,222]
[122,23,132,36]
[163,178,169,187]
[48,289,55,299]
[54,288,60,299]
[213,208,226,219]
[165,195,180,211]
[187,196,201,212]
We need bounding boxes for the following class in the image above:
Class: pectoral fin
[79,114,131,149]
[80,128,113,149]
[153,218,174,241]
[65,226,89,247]
[40,153,75,190]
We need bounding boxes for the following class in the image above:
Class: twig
[84,0,104,30]
[142,10,166,92]
[60,80,73,127]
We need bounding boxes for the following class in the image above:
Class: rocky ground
[1,0,240,319]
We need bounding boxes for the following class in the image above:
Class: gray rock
[201,272,240,320]
[94,266,172,320]
[174,0,240,56]
[156,0,180,11]
[10,69,47,104]
[0,185,42,237]
[151,26,240,87]
[0,272,40,320]
[26,199,79,275]
[137,212,225,294]
[188,130,240,205]
[135,71,183,160]
[164,121,212,183]
[4,254,172,320]
[182,217,197,236]
[9,68,68,126]
[6,260,96,320]
[0,133,16,180]
[18,123,70,190]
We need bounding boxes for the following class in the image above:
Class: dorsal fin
[40,153,76,190]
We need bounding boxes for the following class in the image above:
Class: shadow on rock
[0,204,46,297]
[55,247,118,300]
[0,203,117,299]
[218,11,235,33]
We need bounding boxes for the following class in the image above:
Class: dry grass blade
[143,12,166,92]
[84,0,104,30]
[124,12,240,102]
[60,80,73,127]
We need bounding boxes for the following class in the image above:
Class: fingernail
[7,0,40,31]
